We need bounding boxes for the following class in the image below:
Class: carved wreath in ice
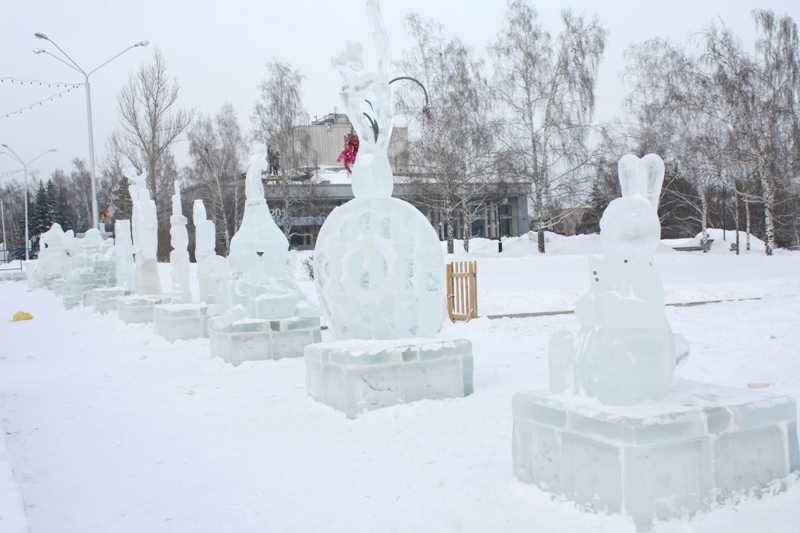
[314,0,446,340]
[549,154,690,405]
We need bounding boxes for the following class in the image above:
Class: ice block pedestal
[117,294,165,324]
[210,312,321,366]
[92,287,133,314]
[512,379,799,530]
[305,337,474,419]
[153,303,209,342]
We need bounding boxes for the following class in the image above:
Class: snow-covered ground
[1,231,799,532]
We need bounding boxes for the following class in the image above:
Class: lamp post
[1,146,57,261]
[33,33,148,231]
[0,193,10,263]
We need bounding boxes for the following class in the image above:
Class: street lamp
[1,146,57,261]
[0,193,11,263]
[33,33,149,231]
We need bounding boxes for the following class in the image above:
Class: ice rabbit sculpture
[549,154,686,405]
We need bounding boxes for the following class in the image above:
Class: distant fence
[0,259,23,272]
[446,261,478,322]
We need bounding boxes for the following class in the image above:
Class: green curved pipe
[389,76,430,105]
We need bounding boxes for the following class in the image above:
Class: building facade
[263,113,531,249]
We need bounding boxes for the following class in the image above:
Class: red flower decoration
[337,133,360,174]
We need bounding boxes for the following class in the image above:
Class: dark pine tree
[45,179,59,229]
[29,181,50,252]
[110,175,133,228]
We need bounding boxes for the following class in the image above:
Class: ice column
[193,199,216,264]
[169,182,191,304]
[129,174,162,296]
[114,220,136,290]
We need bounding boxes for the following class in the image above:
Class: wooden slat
[446,260,478,322]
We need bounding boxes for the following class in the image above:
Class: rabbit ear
[618,154,640,197]
[637,154,665,209]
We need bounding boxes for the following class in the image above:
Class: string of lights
[0,169,25,179]
[0,77,82,88]
[1,86,79,120]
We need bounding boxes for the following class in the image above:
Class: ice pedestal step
[51,277,65,297]
[209,315,321,366]
[305,337,474,419]
[92,287,133,314]
[117,295,166,324]
[153,303,209,342]
[512,379,799,530]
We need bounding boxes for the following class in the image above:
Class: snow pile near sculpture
[306,0,473,419]
[512,154,799,530]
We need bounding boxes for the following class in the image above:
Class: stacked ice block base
[512,379,799,530]
[209,313,321,366]
[117,295,166,324]
[305,337,474,419]
[153,303,209,342]
[92,287,134,314]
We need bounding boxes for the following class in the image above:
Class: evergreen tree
[30,181,51,251]
[45,179,58,228]
[110,175,133,227]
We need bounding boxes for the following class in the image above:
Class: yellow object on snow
[9,311,33,322]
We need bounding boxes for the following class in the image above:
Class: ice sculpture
[26,225,76,291]
[206,149,320,364]
[61,228,116,309]
[129,174,162,296]
[548,154,682,405]
[118,175,164,323]
[91,220,135,313]
[38,223,68,288]
[193,199,216,264]
[168,182,191,304]
[305,0,473,418]
[114,220,135,290]
[512,154,799,529]
[152,182,212,341]
[193,199,220,308]
[318,0,445,339]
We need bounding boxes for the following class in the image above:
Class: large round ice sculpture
[314,1,445,340]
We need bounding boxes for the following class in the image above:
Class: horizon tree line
[2,1,797,259]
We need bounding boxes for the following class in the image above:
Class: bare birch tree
[187,103,247,254]
[116,47,194,201]
[251,60,311,238]
[396,14,497,254]
[697,11,800,254]
[490,0,606,252]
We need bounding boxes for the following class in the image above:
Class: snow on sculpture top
[313,0,446,340]
[549,153,689,406]
[331,0,394,199]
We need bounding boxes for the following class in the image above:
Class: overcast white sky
[1,0,798,183]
